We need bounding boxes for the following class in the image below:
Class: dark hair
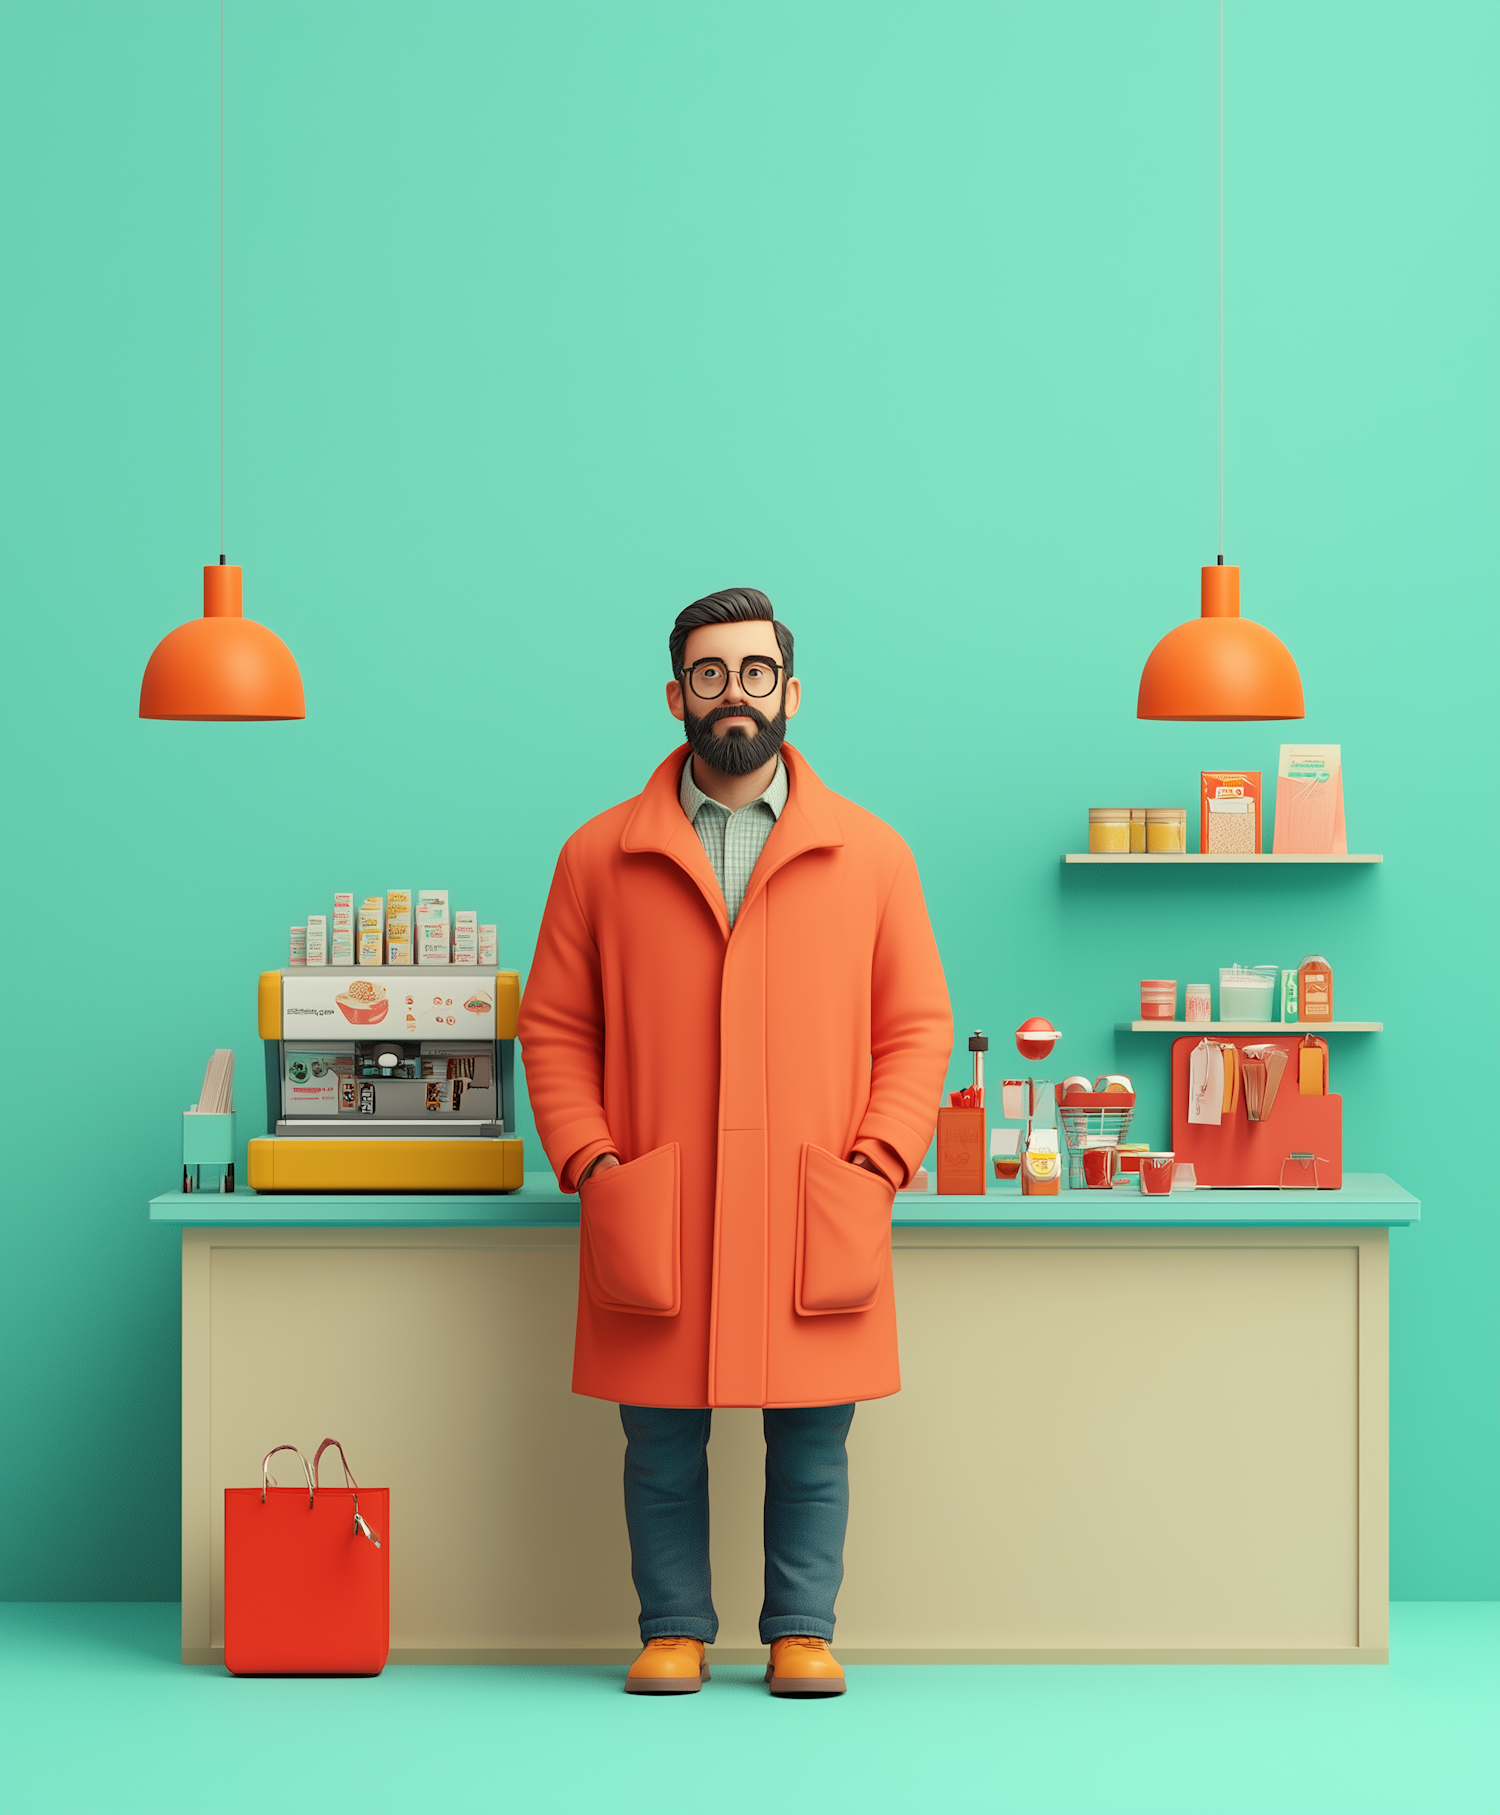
[670,587,794,680]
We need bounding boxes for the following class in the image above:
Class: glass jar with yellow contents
[1088,808,1132,853]
[1146,807,1188,853]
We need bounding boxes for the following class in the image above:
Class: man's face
[667,621,801,775]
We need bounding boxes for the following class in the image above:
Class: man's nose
[721,670,749,704]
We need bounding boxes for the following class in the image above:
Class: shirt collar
[679,751,788,822]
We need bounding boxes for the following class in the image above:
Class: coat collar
[622,744,844,936]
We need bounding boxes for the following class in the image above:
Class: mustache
[695,701,774,736]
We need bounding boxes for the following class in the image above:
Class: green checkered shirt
[679,753,787,928]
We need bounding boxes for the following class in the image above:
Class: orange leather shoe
[765,1635,847,1696]
[624,1636,710,1694]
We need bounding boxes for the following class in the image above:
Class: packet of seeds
[1272,745,1346,853]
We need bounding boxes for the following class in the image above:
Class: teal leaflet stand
[182,1110,235,1194]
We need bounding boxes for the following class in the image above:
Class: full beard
[683,698,787,777]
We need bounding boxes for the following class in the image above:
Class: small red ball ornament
[1015,1017,1061,1062]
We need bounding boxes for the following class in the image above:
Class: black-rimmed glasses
[680,656,783,701]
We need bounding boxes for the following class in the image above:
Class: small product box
[385,889,412,963]
[1200,771,1262,854]
[305,915,328,965]
[478,925,497,965]
[358,897,384,965]
[289,926,307,965]
[1280,969,1299,1022]
[331,929,355,966]
[418,928,451,966]
[332,892,354,933]
[416,892,450,966]
[452,910,478,965]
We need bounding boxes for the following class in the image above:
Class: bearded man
[518,587,951,1697]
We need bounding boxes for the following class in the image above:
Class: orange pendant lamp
[139,562,304,720]
[1136,4,1304,723]
[139,4,304,723]
[1136,561,1302,720]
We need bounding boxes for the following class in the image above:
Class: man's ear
[666,678,686,723]
[783,677,801,720]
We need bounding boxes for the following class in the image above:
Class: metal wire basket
[1054,1088,1137,1188]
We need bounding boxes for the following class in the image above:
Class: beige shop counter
[152,1173,1419,1666]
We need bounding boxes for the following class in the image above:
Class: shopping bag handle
[262,1445,314,1507]
[313,1438,382,1549]
[313,1438,359,1491]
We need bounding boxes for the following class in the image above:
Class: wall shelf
[1064,853,1382,865]
[1119,1020,1382,1034]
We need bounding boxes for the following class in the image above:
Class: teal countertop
[149,1171,1419,1228]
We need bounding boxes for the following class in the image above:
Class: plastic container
[990,1127,1021,1181]
[1219,965,1274,1022]
[1088,808,1131,853]
[1146,808,1188,853]
[1185,983,1211,1022]
[1140,979,1178,1020]
[1298,955,1333,1023]
[1251,964,1280,1012]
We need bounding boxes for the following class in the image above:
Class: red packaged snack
[1200,771,1262,853]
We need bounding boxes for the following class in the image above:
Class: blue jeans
[619,1402,856,1645]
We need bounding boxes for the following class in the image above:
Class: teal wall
[1,0,1494,1599]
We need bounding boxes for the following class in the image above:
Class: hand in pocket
[579,1143,680,1315]
[795,1143,894,1315]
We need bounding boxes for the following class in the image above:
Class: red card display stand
[1170,1036,1342,1189]
[224,1440,389,1676]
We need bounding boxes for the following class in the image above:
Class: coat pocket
[795,1143,894,1316]
[579,1143,681,1316]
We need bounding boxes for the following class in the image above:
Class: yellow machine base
[248,1137,524,1193]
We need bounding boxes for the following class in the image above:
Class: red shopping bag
[224,1439,388,1676]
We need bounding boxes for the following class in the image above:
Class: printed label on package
[281,970,497,1038]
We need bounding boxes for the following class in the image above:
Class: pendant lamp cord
[219,0,226,566]
[1217,0,1224,566]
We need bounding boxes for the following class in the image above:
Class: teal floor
[3,1604,1496,1815]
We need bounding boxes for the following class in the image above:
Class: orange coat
[519,744,952,1408]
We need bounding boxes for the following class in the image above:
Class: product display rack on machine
[249,966,524,1192]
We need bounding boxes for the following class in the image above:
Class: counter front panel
[177,1213,1397,1665]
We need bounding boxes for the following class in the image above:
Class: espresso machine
[248,967,524,1192]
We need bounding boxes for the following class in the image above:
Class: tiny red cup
[1082,1145,1119,1189]
[1139,1153,1177,1195]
